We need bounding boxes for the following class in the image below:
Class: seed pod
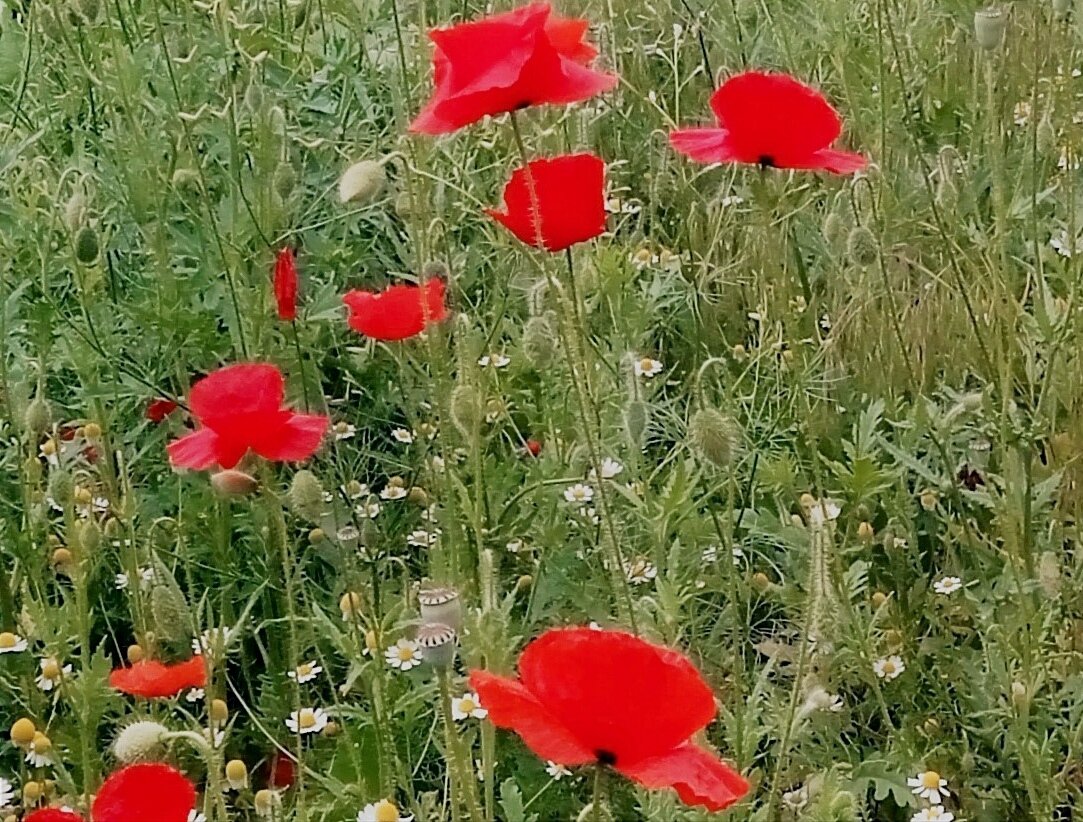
[288,470,325,521]
[416,622,457,669]
[846,225,878,267]
[974,7,1007,50]
[418,585,463,633]
[688,408,740,469]
[338,159,386,205]
[75,225,100,264]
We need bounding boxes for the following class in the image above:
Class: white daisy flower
[782,785,809,811]
[873,655,905,681]
[384,639,422,672]
[342,483,370,500]
[506,539,526,554]
[25,733,52,767]
[629,248,656,270]
[357,800,413,822]
[589,458,623,480]
[186,688,205,702]
[420,505,439,522]
[451,692,488,721]
[139,567,156,590]
[933,576,962,596]
[578,507,600,525]
[35,658,71,692]
[189,811,207,822]
[805,498,842,528]
[911,806,954,822]
[0,776,14,807]
[1051,229,1083,258]
[357,499,382,519]
[114,573,130,590]
[563,483,594,504]
[193,626,234,660]
[285,707,329,735]
[0,632,28,653]
[288,661,323,684]
[908,770,950,803]
[633,356,664,378]
[623,557,657,585]
[720,194,745,207]
[545,761,572,780]
[333,422,357,440]
[407,530,439,548]
[430,455,445,472]
[379,484,408,501]
[478,353,511,368]
[391,428,414,444]
[605,197,641,215]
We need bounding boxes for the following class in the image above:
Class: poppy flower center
[297,709,317,730]
[595,749,617,766]
[374,800,400,822]
[0,632,16,649]
[757,154,776,168]
[921,771,941,789]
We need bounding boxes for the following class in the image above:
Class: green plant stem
[437,669,483,822]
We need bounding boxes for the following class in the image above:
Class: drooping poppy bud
[274,247,299,321]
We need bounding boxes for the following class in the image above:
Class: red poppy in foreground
[470,627,749,811]
[486,154,607,252]
[109,657,206,699]
[343,278,448,341]
[146,398,179,423]
[92,763,196,822]
[670,71,865,175]
[410,2,617,135]
[167,364,328,471]
[274,247,299,321]
[25,811,85,822]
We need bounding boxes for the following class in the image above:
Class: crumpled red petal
[25,811,86,822]
[92,763,196,822]
[668,128,741,165]
[188,364,284,425]
[343,279,448,341]
[470,669,595,765]
[252,414,329,462]
[167,428,220,471]
[617,742,750,812]
[109,657,206,699]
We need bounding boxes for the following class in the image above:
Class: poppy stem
[437,669,484,822]
[289,320,312,413]
[591,765,606,821]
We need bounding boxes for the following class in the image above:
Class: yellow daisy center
[0,632,17,649]
[459,698,476,714]
[31,732,51,752]
[374,800,399,822]
[921,771,941,789]
[882,660,896,675]
[41,439,57,456]
[639,357,655,372]
[297,710,317,730]
[396,646,416,663]
[42,660,61,680]
[296,663,313,677]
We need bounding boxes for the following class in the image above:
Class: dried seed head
[974,6,1007,50]
[416,622,457,669]
[338,159,386,205]
[113,720,168,764]
[418,585,463,632]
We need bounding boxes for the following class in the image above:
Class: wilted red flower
[670,71,866,175]
[274,247,299,321]
[109,657,206,699]
[343,279,448,341]
[146,398,179,423]
[410,3,617,135]
[25,811,85,822]
[167,364,328,471]
[470,627,749,812]
[92,763,196,822]
[487,154,607,252]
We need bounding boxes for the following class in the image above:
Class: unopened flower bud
[10,717,36,746]
[274,162,298,200]
[450,384,483,437]
[1039,550,1061,598]
[338,159,386,205]
[688,408,740,469]
[47,470,74,508]
[210,469,259,498]
[822,211,846,247]
[75,225,100,264]
[1037,110,1057,154]
[623,400,650,448]
[50,547,73,571]
[210,699,229,724]
[974,7,1007,50]
[24,395,51,437]
[126,644,145,664]
[254,789,280,817]
[522,314,557,368]
[919,490,938,511]
[288,470,325,520]
[751,571,771,593]
[321,721,341,738]
[64,191,88,234]
[1010,680,1028,708]
[871,591,888,609]
[78,519,102,554]
[846,225,878,267]
[857,521,875,542]
[83,422,102,440]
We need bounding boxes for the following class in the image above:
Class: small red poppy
[266,752,297,788]
[487,154,607,252]
[92,763,196,822]
[25,811,85,822]
[523,438,543,457]
[167,364,328,471]
[670,71,866,175]
[342,278,449,341]
[410,3,617,135]
[470,627,749,812]
[146,398,179,423]
[274,247,299,322]
[109,657,206,699]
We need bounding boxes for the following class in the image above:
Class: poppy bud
[225,759,249,791]
[821,211,846,248]
[288,470,325,521]
[846,225,878,267]
[274,162,298,200]
[126,644,145,664]
[210,699,229,724]
[1038,550,1061,598]
[394,191,413,218]
[78,519,102,554]
[527,279,549,316]
[75,225,100,264]
[10,717,35,746]
[522,314,557,368]
[339,591,364,621]
[422,260,449,281]
[416,622,457,669]
[1037,110,1057,154]
[338,159,386,205]
[450,384,483,437]
[623,400,650,448]
[974,7,1007,50]
[47,470,74,508]
[113,720,168,763]
[23,457,42,485]
[211,469,259,498]
[64,190,88,234]
[418,585,463,633]
[24,395,51,437]
[688,408,740,469]
[151,584,191,644]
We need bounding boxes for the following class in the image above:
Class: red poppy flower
[109,657,206,699]
[274,247,298,321]
[25,811,86,822]
[343,278,448,341]
[92,763,196,822]
[470,627,749,812]
[147,398,179,423]
[410,3,617,135]
[167,364,328,470]
[523,438,543,457]
[265,752,296,788]
[669,71,866,175]
[486,154,606,252]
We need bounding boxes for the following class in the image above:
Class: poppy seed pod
[522,314,557,368]
[416,622,458,669]
[113,720,168,764]
[338,159,386,205]
[688,408,740,469]
[450,383,484,437]
[418,585,463,633]
[974,7,1007,50]
[75,225,100,264]
[846,225,879,267]
[210,469,259,498]
[287,470,325,521]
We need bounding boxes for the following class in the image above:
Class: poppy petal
[167,428,220,471]
[188,363,284,425]
[800,147,867,175]
[470,669,595,765]
[252,413,329,462]
[668,128,742,165]
[517,628,716,764]
[110,658,206,699]
[25,811,86,822]
[544,15,597,64]
[617,742,749,812]
[274,248,299,321]
[343,279,448,341]
[92,763,196,822]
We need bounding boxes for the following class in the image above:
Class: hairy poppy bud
[688,408,740,469]
[418,585,463,633]
[288,470,325,521]
[846,225,878,267]
[47,470,74,508]
[522,314,557,368]
[274,162,298,199]
[417,622,457,669]
[24,393,51,437]
[78,519,102,554]
[623,400,650,448]
[113,720,168,763]
[338,159,386,205]
[450,384,483,437]
[151,584,191,644]
[974,7,1007,50]
[822,211,846,247]
[64,191,88,234]
[422,260,449,281]
[1037,110,1057,155]
[75,225,100,264]
[211,469,259,498]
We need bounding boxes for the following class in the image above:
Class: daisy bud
[418,585,463,633]
[923,717,940,735]
[47,470,74,508]
[225,759,249,791]
[83,421,102,440]
[75,225,100,264]
[450,384,484,437]
[688,408,741,469]
[1037,110,1057,155]
[10,717,35,746]
[857,521,874,542]
[974,6,1007,50]
[919,490,939,511]
[871,591,888,609]
[339,591,364,621]
[1038,550,1061,598]
[338,158,386,205]
[50,547,73,572]
[732,343,747,361]
[623,400,650,448]
[417,622,457,669]
[321,721,341,738]
[210,699,229,724]
[846,225,878,267]
[211,469,259,498]
[407,486,429,506]
[308,528,325,544]
[288,470,326,520]
[751,571,771,593]
[24,394,51,437]
[113,720,168,763]
[274,162,298,200]
[884,628,904,649]
[73,486,93,507]
[515,574,533,593]
[126,644,145,664]
[522,314,557,368]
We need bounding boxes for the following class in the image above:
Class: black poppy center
[758,154,776,168]
[595,749,617,766]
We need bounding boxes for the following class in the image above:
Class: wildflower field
[2,0,1083,819]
